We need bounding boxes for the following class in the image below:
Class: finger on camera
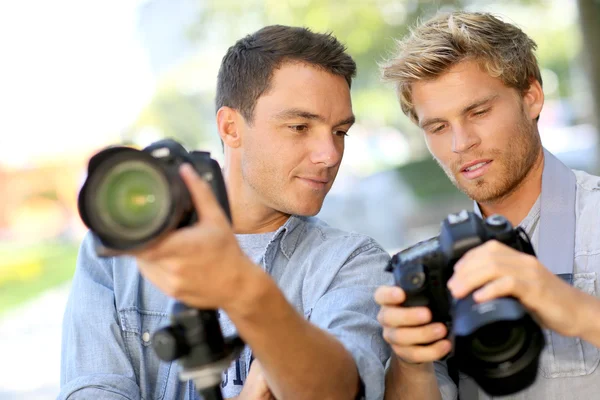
[378,305,432,327]
[384,323,447,346]
[179,164,228,225]
[374,285,405,305]
[392,339,452,364]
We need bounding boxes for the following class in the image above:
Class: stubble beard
[436,113,542,204]
[241,155,331,217]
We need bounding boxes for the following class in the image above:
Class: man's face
[237,62,354,216]
[411,60,542,203]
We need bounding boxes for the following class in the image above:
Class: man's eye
[334,130,348,137]
[289,125,308,133]
[473,109,489,117]
[431,125,446,134]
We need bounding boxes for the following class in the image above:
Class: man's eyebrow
[335,115,356,127]
[273,108,355,127]
[460,94,499,115]
[419,94,499,129]
[419,117,446,130]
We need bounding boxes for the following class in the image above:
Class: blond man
[376,11,600,400]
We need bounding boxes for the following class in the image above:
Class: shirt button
[142,332,151,343]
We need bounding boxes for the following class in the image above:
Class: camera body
[387,210,545,396]
[78,138,230,256]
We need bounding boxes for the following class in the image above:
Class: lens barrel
[78,146,193,252]
[453,295,545,396]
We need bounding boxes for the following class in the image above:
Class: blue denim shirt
[59,215,392,399]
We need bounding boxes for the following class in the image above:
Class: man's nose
[452,124,480,154]
[310,132,343,167]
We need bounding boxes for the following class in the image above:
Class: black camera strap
[537,148,577,283]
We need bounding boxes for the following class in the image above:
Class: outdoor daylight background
[1,0,599,398]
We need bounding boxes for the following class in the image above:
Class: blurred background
[1,0,598,398]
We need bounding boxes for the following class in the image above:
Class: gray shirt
[219,231,274,397]
[60,215,392,400]
[437,170,600,399]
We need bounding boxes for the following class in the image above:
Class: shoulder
[573,169,600,212]
[75,231,139,281]
[574,169,600,193]
[291,217,392,295]
[573,170,600,254]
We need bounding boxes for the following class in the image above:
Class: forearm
[384,355,442,400]
[577,291,600,348]
[226,267,359,400]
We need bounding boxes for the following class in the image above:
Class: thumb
[374,285,406,306]
[179,163,229,225]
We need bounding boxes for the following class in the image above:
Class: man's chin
[455,179,493,202]
[289,202,323,217]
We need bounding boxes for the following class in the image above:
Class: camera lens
[470,322,526,363]
[454,296,545,396]
[89,159,171,241]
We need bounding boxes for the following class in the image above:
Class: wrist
[576,291,600,345]
[390,354,436,378]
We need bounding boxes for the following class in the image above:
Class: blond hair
[381,12,542,123]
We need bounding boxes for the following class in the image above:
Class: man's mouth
[459,160,493,180]
[463,161,490,172]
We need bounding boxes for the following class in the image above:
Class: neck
[223,162,290,235]
[478,150,544,227]
[231,204,290,234]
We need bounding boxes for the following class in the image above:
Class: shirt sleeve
[59,232,141,400]
[307,239,392,400]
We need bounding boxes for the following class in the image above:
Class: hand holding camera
[133,162,260,311]
[375,286,452,363]
[448,232,595,341]
[78,138,261,310]
[77,139,259,399]
[380,210,546,396]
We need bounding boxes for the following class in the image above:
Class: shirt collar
[473,195,541,231]
[267,215,308,260]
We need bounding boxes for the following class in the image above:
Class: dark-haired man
[60,25,390,400]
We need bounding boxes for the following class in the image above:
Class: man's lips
[460,159,492,172]
[298,176,329,183]
[297,176,330,189]
[460,160,493,180]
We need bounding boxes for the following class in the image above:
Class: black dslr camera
[78,138,231,256]
[387,210,545,396]
[78,139,243,400]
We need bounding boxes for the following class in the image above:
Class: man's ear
[217,107,243,149]
[523,78,544,121]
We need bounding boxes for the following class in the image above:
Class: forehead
[411,60,509,120]
[254,62,352,118]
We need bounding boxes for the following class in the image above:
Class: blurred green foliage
[0,243,79,314]
[394,156,461,200]
[129,0,585,154]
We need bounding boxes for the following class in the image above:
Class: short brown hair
[216,25,356,124]
[381,12,542,123]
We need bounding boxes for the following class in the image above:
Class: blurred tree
[122,54,220,150]
[134,0,593,164]
[189,0,470,139]
[125,87,207,148]
[186,0,579,154]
